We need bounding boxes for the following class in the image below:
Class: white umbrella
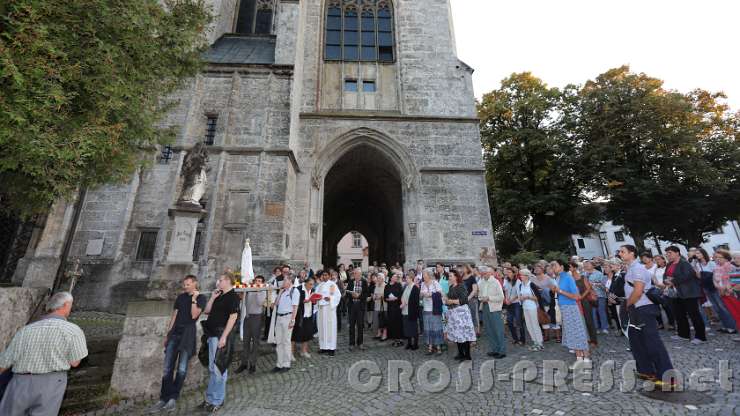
[239,238,254,341]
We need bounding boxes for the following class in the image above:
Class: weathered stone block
[109,301,205,399]
[0,287,48,350]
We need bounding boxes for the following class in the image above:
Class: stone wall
[297,0,475,117]
[66,65,295,310]
[109,301,206,399]
[0,287,48,350]
[33,0,497,312]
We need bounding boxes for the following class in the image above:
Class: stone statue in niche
[178,142,209,207]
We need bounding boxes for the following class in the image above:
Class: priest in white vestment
[316,271,340,356]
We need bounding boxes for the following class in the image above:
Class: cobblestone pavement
[117,324,739,416]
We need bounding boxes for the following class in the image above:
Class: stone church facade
[16,0,497,312]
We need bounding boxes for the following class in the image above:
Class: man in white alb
[316,270,340,356]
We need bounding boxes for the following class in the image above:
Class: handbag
[431,292,443,316]
[537,307,550,325]
[645,287,663,305]
[0,370,12,401]
[583,278,598,304]
[625,281,663,305]
[699,270,715,292]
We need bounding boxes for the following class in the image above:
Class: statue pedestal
[166,205,205,264]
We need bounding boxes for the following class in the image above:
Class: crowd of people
[1,246,739,415]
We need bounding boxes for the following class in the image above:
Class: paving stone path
[112,323,739,416]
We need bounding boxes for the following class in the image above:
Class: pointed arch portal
[321,143,404,267]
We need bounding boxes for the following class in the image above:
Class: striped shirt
[0,316,88,374]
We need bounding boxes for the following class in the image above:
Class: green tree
[478,73,599,258]
[575,66,740,249]
[0,0,212,217]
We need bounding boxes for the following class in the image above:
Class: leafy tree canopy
[478,72,599,258]
[575,66,740,248]
[0,0,212,217]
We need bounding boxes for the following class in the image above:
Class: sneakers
[301,351,311,358]
[690,338,706,345]
[147,400,166,413]
[162,399,176,412]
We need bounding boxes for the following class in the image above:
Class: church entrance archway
[321,144,404,268]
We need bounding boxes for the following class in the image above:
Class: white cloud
[450,0,740,110]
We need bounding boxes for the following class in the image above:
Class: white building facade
[336,231,369,270]
[572,221,740,259]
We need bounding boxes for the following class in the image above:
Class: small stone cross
[65,259,84,293]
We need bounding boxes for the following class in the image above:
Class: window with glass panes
[325,0,394,62]
[204,115,217,145]
[136,230,158,261]
[235,0,273,35]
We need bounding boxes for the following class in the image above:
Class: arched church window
[325,0,395,62]
[235,0,273,35]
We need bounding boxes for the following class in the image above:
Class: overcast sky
[449,0,740,110]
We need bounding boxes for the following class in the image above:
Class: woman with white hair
[420,270,444,354]
[372,273,387,341]
[519,270,544,351]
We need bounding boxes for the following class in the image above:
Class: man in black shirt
[148,275,207,413]
[199,275,240,413]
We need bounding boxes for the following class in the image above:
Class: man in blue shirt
[619,244,675,389]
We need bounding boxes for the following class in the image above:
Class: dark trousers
[628,304,674,379]
[348,301,365,346]
[672,297,706,341]
[608,303,621,330]
[337,300,344,332]
[456,341,471,359]
[506,303,525,343]
[262,309,271,340]
[657,295,675,327]
[160,334,190,401]
[241,314,262,366]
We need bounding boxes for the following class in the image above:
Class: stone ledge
[299,111,480,123]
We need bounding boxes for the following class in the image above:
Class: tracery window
[235,0,274,35]
[325,0,395,62]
